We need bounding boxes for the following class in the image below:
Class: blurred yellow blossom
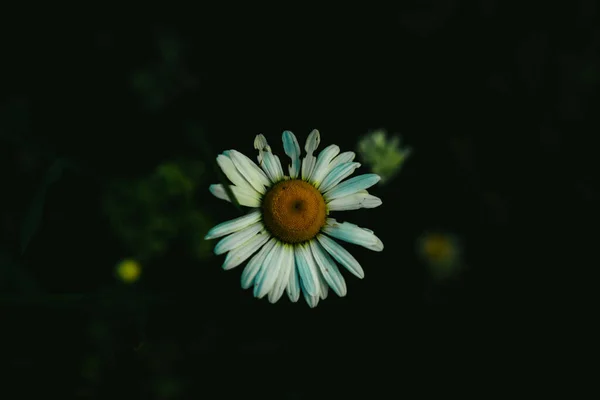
[116,259,142,283]
[357,129,411,184]
[417,231,463,279]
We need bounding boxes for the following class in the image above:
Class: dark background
[1,2,596,397]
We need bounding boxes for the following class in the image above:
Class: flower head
[205,130,384,307]
[357,129,411,184]
[417,231,463,280]
[116,259,142,283]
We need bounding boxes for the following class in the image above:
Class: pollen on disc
[262,179,327,243]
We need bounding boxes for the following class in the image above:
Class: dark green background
[2,3,594,397]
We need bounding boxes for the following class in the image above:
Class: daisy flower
[204,130,384,307]
[357,129,412,184]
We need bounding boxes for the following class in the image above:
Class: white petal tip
[288,294,300,303]
[254,134,268,149]
[241,281,252,290]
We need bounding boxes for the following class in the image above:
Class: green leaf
[20,159,68,254]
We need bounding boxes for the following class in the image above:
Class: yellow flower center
[262,179,327,243]
[423,235,454,263]
[116,259,142,283]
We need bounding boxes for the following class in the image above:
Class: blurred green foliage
[580,62,599,86]
[0,98,29,139]
[130,33,197,111]
[357,129,412,184]
[157,35,183,68]
[81,354,102,384]
[1,100,79,257]
[1,98,57,161]
[153,377,183,399]
[103,159,212,262]
[20,158,72,254]
[0,250,38,294]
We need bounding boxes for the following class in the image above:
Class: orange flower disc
[262,179,327,243]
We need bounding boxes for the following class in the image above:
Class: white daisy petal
[222,229,270,270]
[323,174,381,201]
[323,218,384,252]
[282,130,301,178]
[209,184,262,207]
[294,244,320,296]
[216,154,259,194]
[252,241,280,295]
[254,135,284,183]
[309,144,340,186]
[268,245,294,303]
[309,240,347,297]
[301,129,320,180]
[254,242,286,299]
[301,279,320,308]
[317,267,329,300]
[214,221,263,255]
[260,151,284,183]
[241,237,277,289]
[317,234,365,279]
[269,154,284,181]
[274,155,284,177]
[227,150,270,193]
[318,162,361,193]
[204,210,262,240]
[286,263,300,302]
[254,134,270,165]
[253,134,269,148]
[327,191,383,211]
[328,151,356,171]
